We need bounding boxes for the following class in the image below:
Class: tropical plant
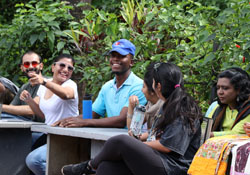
[1,0,249,112]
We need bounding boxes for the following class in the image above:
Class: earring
[236,96,240,103]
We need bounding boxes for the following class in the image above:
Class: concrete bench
[31,125,128,175]
[31,117,213,175]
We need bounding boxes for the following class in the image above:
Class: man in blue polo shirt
[53,39,147,128]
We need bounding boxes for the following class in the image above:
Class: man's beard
[25,68,41,78]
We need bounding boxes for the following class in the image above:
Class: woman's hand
[20,90,32,103]
[28,73,44,86]
[127,95,139,129]
[128,129,142,140]
[128,95,139,116]
[128,95,139,110]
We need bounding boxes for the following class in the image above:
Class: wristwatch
[42,78,48,86]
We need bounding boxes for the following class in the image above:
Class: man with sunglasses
[53,39,147,128]
[1,51,44,121]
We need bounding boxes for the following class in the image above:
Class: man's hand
[52,116,86,127]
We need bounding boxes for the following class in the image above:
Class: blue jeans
[1,112,31,121]
[1,112,43,146]
[26,144,47,175]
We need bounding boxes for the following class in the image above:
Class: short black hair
[21,51,42,64]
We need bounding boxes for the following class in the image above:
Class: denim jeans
[1,112,31,121]
[26,144,47,175]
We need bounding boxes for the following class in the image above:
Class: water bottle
[82,94,92,119]
[130,105,146,136]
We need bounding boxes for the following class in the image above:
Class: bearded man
[1,51,44,121]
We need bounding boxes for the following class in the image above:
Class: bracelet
[127,113,133,119]
[42,78,48,86]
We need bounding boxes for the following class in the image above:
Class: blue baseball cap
[109,39,136,56]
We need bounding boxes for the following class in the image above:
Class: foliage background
[0,0,250,112]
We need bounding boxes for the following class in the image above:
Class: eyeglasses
[54,62,75,72]
[23,61,40,68]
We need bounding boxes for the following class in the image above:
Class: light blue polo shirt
[92,72,147,117]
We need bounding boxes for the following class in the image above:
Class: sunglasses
[23,61,40,68]
[54,62,75,72]
[154,62,161,70]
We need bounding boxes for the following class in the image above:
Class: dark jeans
[91,135,166,175]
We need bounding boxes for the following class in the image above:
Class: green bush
[1,0,249,112]
[66,0,250,111]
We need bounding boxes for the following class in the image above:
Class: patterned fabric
[230,141,250,175]
[188,135,250,175]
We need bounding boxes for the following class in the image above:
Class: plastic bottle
[130,105,146,136]
[82,94,92,119]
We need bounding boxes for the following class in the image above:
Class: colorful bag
[188,135,249,175]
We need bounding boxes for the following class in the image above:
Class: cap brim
[109,48,130,56]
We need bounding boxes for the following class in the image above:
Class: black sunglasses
[54,62,75,72]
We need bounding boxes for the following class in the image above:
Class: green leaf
[39,32,46,42]
[48,21,60,29]
[244,41,250,50]
[48,40,54,52]
[47,31,55,46]
[0,38,7,47]
[243,51,250,61]
[30,34,38,45]
[98,11,107,21]
[73,30,90,39]
[57,41,65,52]
[202,53,215,66]
[77,2,88,7]
[198,30,209,43]
[145,12,154,24]
[42,16,56,22]
[205,33,216,42]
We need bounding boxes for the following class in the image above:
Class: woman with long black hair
[207,68,250,137]
[61,62,202,175]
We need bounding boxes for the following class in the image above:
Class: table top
[31,125,128,141]
[0,119,44,128]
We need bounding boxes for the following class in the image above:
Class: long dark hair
[144,62,156,93]
[153,62,202,132]
[217,68,250,108]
